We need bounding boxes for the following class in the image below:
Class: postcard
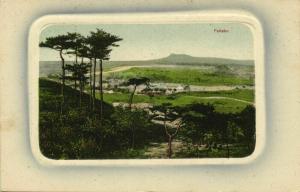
[28,12,265,165]
[5,1,300,190]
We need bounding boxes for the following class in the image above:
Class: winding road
[184,95,254,105]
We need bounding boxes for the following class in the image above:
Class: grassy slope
[111,67,254,86]
[39,78,165,159]
[40,78,113,114]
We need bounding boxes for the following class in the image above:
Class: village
[101,77,253,95]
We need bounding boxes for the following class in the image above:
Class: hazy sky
[39,23,253,61]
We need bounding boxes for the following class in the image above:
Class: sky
[39,23,253,61]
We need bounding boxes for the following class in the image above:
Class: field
[109,67,254,86]
[99,89,254,113]
[99,64,254,114]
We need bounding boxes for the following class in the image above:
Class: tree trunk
[92,58,96,112]
[131,124,135,149]
[164,114,181,159]
[167,136,173,158]
[163,112,173,158]
[80,57,84,108]
[74,50,78,90]
[79,80,82,108]
[59,49,65,116]
[75,47,78,64]
[129,86,137,149]
[89,58,93,111]
[99,59,103,124]
[226,142,230,158]
[128,85,137,110]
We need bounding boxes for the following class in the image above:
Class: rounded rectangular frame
[28,11,265,166]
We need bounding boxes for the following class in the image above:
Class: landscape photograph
[39,23,255,159]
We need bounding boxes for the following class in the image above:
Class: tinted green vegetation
[39,79,165,159]
[99,89,253,113]
[112,67,254,86]
[40,79,255,159]
[178,89,254,102]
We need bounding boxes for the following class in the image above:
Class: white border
[28,11,265,166]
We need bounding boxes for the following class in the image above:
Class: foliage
[85,28,123,119]
[40,77,255,159]
[125,77,150,109]
[98,90,253,113]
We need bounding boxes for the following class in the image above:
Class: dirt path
[185,95,254,105]
[144,141,183,158]
[98,64,210,75]
[103,66,137,74]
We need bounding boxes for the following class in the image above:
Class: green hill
[154,53,254,66]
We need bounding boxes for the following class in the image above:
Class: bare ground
[144,141,184,158]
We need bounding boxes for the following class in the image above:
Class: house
[107,79,125,89]
[104,90,114,94]
[175,85,184,92]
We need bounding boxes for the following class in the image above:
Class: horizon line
[40,54,254,62]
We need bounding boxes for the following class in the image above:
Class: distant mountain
[153,53,254,66]
[40,54,254,76]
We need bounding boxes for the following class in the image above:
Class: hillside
[39,78,113,116]
[153,53,254,66]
